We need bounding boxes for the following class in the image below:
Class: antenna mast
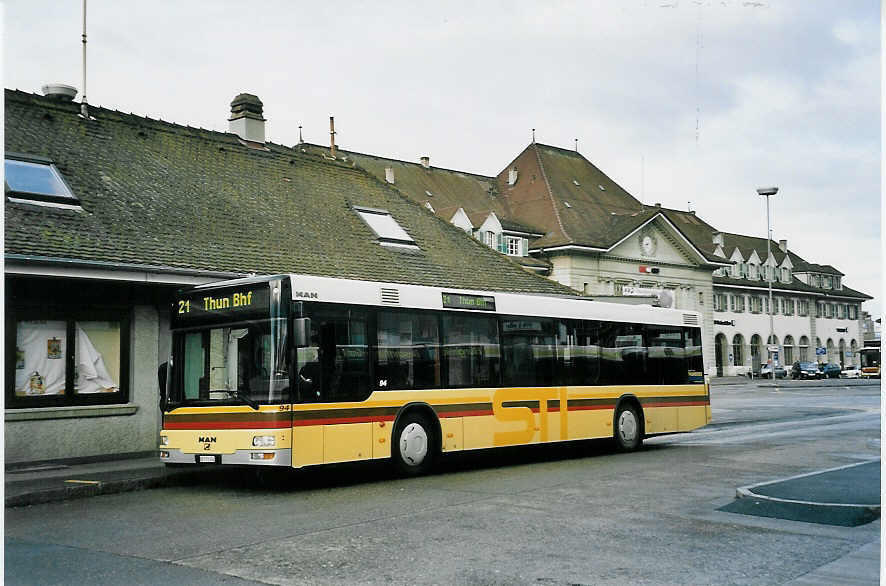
[80,0,89,118]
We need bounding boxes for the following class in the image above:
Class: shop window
[8,312,130,407]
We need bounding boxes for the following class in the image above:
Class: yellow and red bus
[159,274,711,475]
[858,346,881,379]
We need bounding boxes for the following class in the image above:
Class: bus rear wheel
[614,403,643,451]
[392,412,436,476]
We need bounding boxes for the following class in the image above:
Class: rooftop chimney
[385,167,395,184]
[228,93,266,143]
[654,202,661,208]
[779,239,788,253]
[329,116,336,158]
[420,156,430,169]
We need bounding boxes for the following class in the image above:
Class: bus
[858,346,880,379]
[159,274,711,476]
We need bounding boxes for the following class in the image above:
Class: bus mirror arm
[294,318,311,348]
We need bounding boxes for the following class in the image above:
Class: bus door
[293,307,373,465]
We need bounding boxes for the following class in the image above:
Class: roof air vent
[598,184,606,191]
[380,288,400,305]
[564,201,572,208]
[573,179,580,186]
[41,84,78,101]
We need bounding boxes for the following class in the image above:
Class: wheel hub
[618,410,637,444]
[399,422,428,466]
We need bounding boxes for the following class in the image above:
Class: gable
[477,212,502,234]
[609,219,700,267]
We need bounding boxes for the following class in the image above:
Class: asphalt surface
[4,378,881,585]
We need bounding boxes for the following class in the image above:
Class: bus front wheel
[614,403,643,451]
[392,412,436,476]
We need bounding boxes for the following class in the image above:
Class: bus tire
[392,411,436,476]
[613,402,643,452]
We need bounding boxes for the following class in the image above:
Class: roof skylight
[354,206,418,248]
[5,154,79,206]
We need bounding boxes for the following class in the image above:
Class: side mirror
[158,360,169,411]
[294,318,311,348]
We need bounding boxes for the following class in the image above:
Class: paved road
[5,382,881,585]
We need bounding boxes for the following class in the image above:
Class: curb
[5,468,207,508]
[732,461,881,526]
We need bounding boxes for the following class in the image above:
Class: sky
[4,0,882,318]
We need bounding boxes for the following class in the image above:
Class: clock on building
[639,231,658,256]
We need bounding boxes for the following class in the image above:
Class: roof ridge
[314,144,497,181]
[532,142,571,243]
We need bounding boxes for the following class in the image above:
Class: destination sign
[441,292,496,312]
[172,283,270,327]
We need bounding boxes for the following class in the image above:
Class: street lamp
[757,186,779,367]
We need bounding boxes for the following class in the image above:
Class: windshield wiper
[223,390,260,410]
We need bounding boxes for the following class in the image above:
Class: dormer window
[354,206,418,249]
[781,267,790,283]
[5,154,79,207]
[484,231,496,248]
[505,236,524,257]
[748,264,758,279]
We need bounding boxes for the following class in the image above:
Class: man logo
[295,291,319,299]
[198,437,217,443]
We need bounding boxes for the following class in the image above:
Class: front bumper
[159,447,292,466]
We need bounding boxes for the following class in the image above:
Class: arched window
[838,339,846,366]
[850,339,858,366]
[732,334,744,366]
[798,336,810,361]
[783,335,795,364]
[750,334,762,363]
[826,339,835,363]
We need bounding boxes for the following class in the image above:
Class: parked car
[791,361,820,379]
[840,365,861,379]
[760,363,787,379]
[819,363,842,378]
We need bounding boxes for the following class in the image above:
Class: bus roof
[280,273,701,328]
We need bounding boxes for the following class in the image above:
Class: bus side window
[299,308,371,403]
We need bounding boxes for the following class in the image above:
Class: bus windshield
[859,350,879,369]
[172,317,289,406]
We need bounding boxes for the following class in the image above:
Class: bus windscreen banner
[172,284,271,326]
[441,292,496,311]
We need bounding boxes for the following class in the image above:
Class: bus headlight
[160,435,169,446]
[252,435,275,447]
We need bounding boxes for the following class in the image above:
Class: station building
[312,144,871,378]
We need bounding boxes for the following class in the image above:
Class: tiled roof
[303,146,548,235]
[713,275,871,300]
[4,90,575,296]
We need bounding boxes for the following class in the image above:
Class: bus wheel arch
[613,396,645,451]
[391,403,440,476]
